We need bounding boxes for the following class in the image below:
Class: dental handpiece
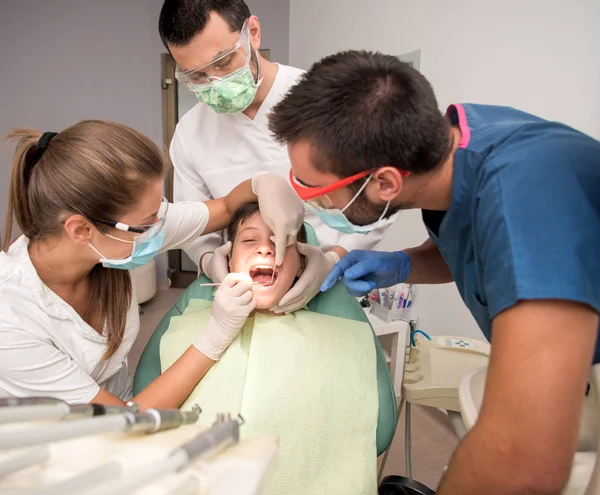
[0,397,69,424]
[0,405,201,451]
[175,412,242,462]
[0,397,136,425]
[85,413,243,495]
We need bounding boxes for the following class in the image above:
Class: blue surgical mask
[312,204,391,234]
[89,229,166,270]
[310,174,394,234]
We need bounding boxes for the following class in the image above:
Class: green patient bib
[160,300,379,495]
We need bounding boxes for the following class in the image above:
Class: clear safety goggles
[90,197,169,244]
[175,21,252,88]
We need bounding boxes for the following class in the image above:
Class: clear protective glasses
[175,21,252,88]
[90,197,169,244]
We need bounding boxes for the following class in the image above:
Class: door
[161,53,198,288]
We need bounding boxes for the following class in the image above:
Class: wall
[0,0,169,278]
[247,0,289,64]
[0,0,290,283]
[289,0,600,339]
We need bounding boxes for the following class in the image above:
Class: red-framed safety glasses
[289,168,411,201]
[289,169,375,200]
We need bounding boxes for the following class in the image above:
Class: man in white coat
[158,0,396,312]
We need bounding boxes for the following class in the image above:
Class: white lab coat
[170,64,391,266]
[0,202,209,404]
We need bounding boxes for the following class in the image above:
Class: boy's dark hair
[269,50,452,178]
[159,0,251,47]
[227,202,307,245]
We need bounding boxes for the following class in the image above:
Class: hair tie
[37,131,57,151]
[25,132,58,183]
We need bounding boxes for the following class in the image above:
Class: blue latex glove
[321,250,412,297]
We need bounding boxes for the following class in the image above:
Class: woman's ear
[63,214,94,245]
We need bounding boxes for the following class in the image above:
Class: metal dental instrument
[0,446,50,479]
[198,282,262,287]
[176,413,243,461]
[0,405,201,451]
[269,263,276,285]
[86,413,244,495]
[0,397,136,425]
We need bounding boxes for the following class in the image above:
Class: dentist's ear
[247,15,261,50]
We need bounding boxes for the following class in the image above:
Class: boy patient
[226,201,307,310]
[158,202,378,495]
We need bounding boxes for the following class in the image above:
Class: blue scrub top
[424,104,600,362]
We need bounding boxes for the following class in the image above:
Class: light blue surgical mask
[89,229,166,270]
[310,174,393,235]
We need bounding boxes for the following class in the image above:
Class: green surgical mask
[192,59,262,114]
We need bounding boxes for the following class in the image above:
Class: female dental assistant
[0,120,303,410]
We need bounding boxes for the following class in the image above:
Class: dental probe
[0,405,201,451]
[0,397,137,425]
[86,413,243,495]
[197,281,264,287]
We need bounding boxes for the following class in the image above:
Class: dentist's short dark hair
[159,0,251,47]
[269,50,452,177]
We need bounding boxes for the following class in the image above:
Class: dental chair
[133,223,399,488]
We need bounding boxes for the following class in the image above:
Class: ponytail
[3,129,41,252]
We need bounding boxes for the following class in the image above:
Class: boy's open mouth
[249,265,279,285]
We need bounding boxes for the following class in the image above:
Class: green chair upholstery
[133,223,397,455]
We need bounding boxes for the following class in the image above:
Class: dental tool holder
[370,302,416,323]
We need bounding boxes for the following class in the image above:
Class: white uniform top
[0,201,209,404]
[170,64,390,265]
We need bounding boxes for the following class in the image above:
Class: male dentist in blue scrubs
[269,50,600,494]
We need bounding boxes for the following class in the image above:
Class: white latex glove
[252,172,305,266]
[270,243,340,314]
[194,273,256,360]
[200,242,232,283]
